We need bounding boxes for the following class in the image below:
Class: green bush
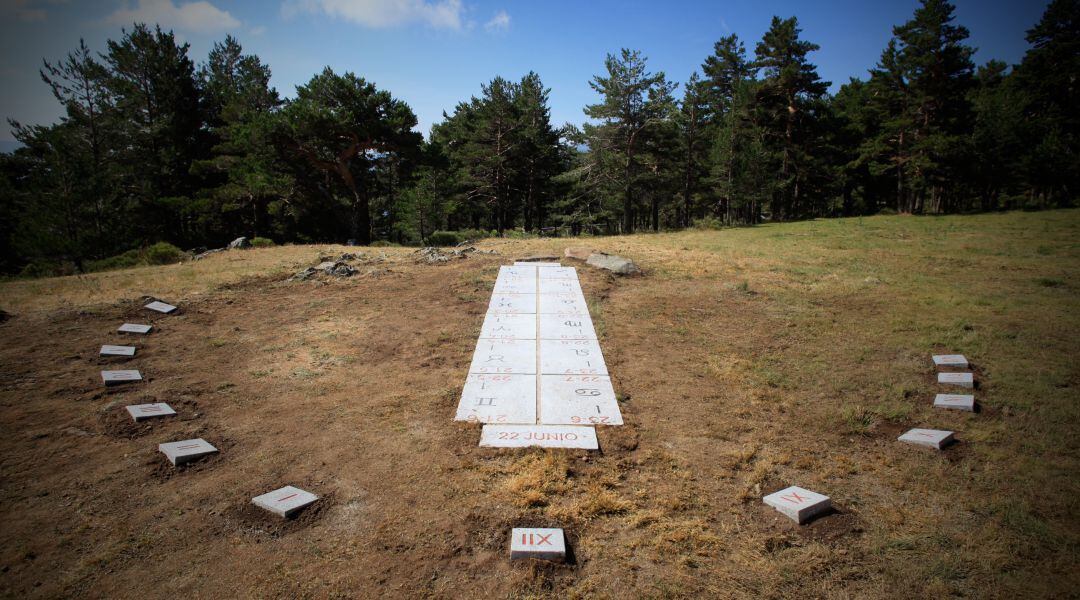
[86,249,142,272]
[144,242,184,265]
[250,237,276,248]
[692,216,724,230]
[427,231,464,246]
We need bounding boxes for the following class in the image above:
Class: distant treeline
[1,0,1076,275]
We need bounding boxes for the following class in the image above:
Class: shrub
[427,231,464,246]
[250,237,275,248]
[692,216,724,230]
[86,249,142,272]
[144,242,184,265]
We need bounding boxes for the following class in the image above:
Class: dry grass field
[0,210,1077,598]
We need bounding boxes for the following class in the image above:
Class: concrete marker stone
[126,403,176,422]
[938,372,974,388]
[763,486,831,524]
[158,438,218,466]
[100,344,136,357]
[898,428,955,449]
[481,425,598,449]
[510,527,566,562]
[144,301,177,314]
[252,485,319,518]
[933,354,968,368]
[118,323,152,334]
[102,370,142,386]
[934,393,976,412]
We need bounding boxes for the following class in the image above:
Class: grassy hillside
[0,210,1076,598]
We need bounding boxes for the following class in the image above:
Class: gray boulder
[586,253,641,275]
[228,237,250,249]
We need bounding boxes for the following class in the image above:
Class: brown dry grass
[0,210,1077,598]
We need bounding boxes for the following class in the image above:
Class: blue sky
[0,0,1049,150]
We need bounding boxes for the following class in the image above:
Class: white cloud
[484,9,509,33]
[284,0,464,30]
[0,0,55,21]
[106,0,241,34]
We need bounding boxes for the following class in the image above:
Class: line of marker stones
[761,354,980,525]
[101,299,318,519]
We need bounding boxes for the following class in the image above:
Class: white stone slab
[125,402,176,422]
[479,313,536,339]
[158,438,218,466]
[456,374,537,424]
[118,323,152,334]
[898,428,955,449]
[515,261,562,267]
[763,486,831,524]
[469,338,537,374]
[500,265,536,277]
[539,313,596,340]
[492,280,537,295]
[100,344,136,357]
[539,293,589,314]
[539,375,622,425]
[488,294,537,314]
[540,339,608,375]
[938,372,974,388]
[510,528,566,562]
[539,278,583,295]
[101,370,142,385]
[481,425,599,450]
[252,485,319,518]
[538,267,577,279]
[144,300,177,314]
[933,354,968,368]
[934,393,976,412]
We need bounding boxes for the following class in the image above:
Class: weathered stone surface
[228,236,250,249]
[539,278,583,296]
[144,300,177,314]
[102,370,142,385]
[481,425,598,449]
[539,374,622,425]
[488,294,537,314]
[586,253,640,275]
[934,393,976,411]
[539,313,596,340]
[563,247,593,261]
[118,323,152,334]
[933,354,968,368]
[469,338,537,374]
[252,486,319,518]
[126,403,176,422]
[456,374,537,424]
[510,528,566,562]
[537,266,578,279]
[538,293,589,314]
[898,428,955,449]
[540,339,607,375]
[158,438,217,466]
[938,372,974,388]
[763,486,831,524]
[479,313,536,339]
[100,345,136,357]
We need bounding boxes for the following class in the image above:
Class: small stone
[118,323,152,334]
[933,354,968,368]
[934,394,976,411]
[100,345,136,357]
[763,486,831,524]
[564,247,593,261]
[938,372,973,388]
[144,301,177,314]
[101,370,142,386]
[586,253,640,275]
[510,528,566,562]
[158,438,218,466]
[898,428,955,449]
[126,403,176,422]
[252,486,318,518]
[228,237,250,249]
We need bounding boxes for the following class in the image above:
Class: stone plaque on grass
[126,403,176,422]
[252,486,319,518]
[932,354,968,368]
[144,301,177,314]
[118,323,152,334]
[100,345,136,357]
[469,338,537,374]
[763,486,831,524]
[898,428,955,449]
[102,370,142,385]
[481,425,599,449]
[938,372,974,388]
[456,374,537,424]
[510,528,566,562]
[158,438,217,466]
[934,394,975,411]
[539,374,622,425]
